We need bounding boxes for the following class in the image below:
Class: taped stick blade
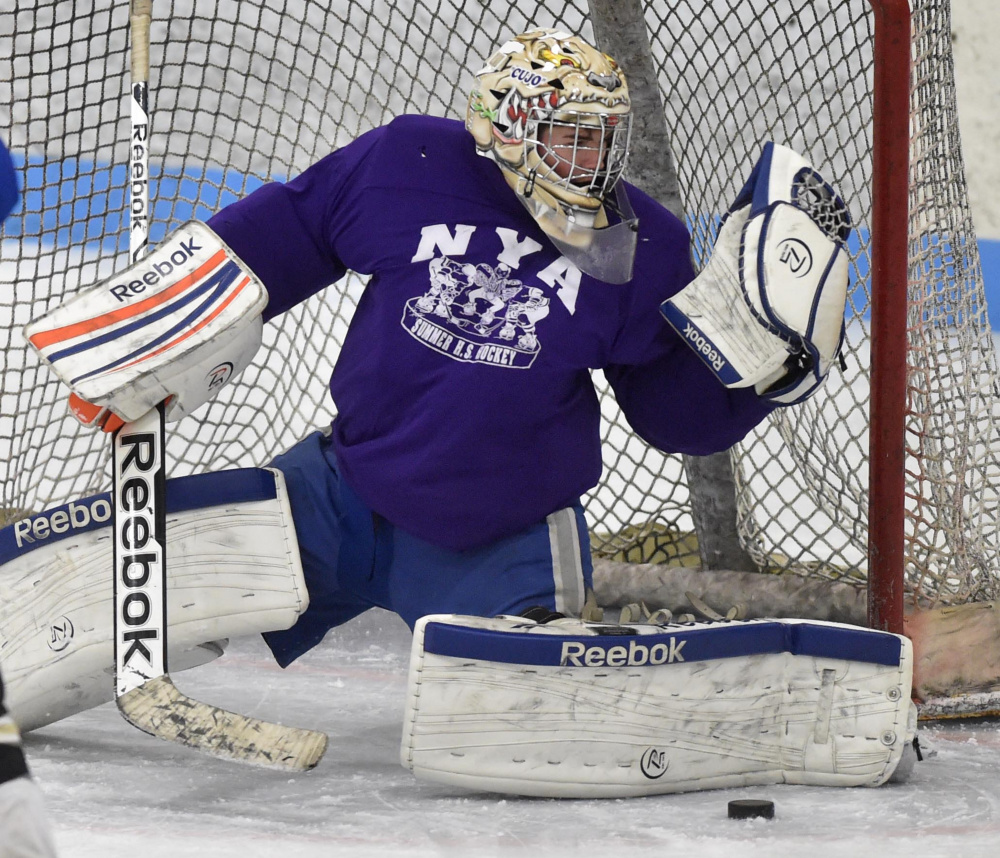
[117,675,328,771]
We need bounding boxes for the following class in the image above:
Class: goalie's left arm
[604,144,849,455]
[604,339,778,456]
[660,142,852,407]
[601,205,777,457]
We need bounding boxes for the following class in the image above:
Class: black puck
[728,799,775,820]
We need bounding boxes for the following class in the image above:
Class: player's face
[537,123,609,186]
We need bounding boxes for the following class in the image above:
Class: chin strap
[504,166,638,283]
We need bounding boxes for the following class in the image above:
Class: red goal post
[867,0,911,635]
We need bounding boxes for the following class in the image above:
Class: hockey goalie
[0,27,916,796]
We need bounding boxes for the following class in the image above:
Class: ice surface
[21,608,1000,858]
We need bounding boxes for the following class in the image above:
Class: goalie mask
[467,29,637,283]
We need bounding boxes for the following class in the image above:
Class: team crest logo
[402,257,550,368]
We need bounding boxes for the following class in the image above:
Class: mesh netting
[1,0,996,607]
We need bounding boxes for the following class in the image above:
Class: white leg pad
[0,468,307,731]
[401,615,916,798]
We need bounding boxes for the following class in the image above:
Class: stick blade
[117,675,328,771]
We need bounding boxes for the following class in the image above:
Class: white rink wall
[953,1,1000,240]
[953,1,1000,328]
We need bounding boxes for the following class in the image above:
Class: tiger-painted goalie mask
[467,29,638,283]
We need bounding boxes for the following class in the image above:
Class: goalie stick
[111,0,327,771]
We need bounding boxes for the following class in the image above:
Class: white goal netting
[1,0,997,609]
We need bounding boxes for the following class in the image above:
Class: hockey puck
[727,799,775,820]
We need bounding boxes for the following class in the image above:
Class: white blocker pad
[402,614,915,798]
[0,468,307,732]
[24,220,267,423]
[661,142,850,399]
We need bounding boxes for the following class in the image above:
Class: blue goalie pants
[263,430,593,667]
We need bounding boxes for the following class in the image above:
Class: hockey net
[1,1,997,625]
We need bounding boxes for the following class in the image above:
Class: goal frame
[589,0,913,635]
[867,0,910,635]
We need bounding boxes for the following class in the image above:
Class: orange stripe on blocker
[29,250,228,350]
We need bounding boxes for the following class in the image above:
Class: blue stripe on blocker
[0,468,277,564]
[50,260,238,366]
[69,268,239,385]
[422,619,903,668]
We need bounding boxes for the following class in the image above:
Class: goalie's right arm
[24,128,387,430]
[205,127,387,320]
[24,221,268,428]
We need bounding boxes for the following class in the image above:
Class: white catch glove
[660,142,852,406]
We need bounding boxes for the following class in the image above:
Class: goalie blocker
[0,468,308,732]
[23,220,267,430]
[402,614,917,798]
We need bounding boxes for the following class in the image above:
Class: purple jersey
[208,116,773,551]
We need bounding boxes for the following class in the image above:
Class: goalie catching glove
[661,142,852,406]
[23,221,267,429]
